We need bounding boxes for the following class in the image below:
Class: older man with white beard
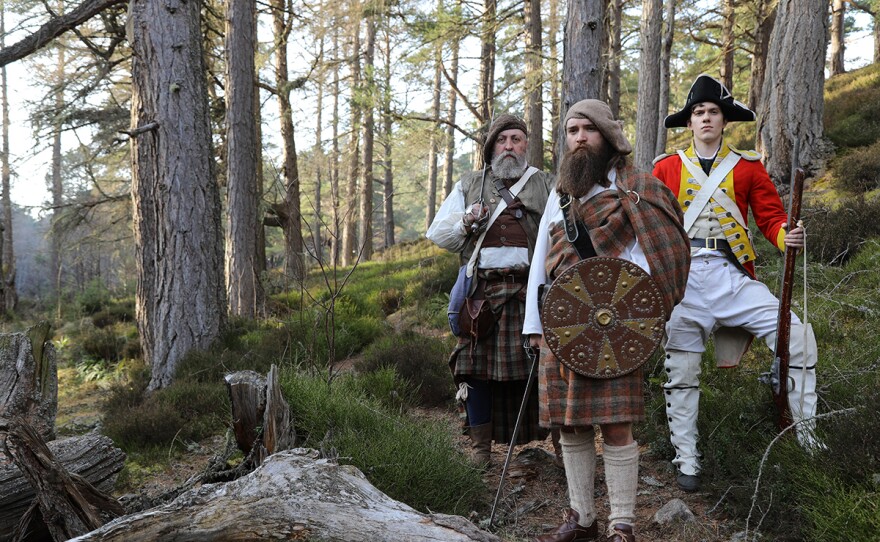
[427,114,555,467]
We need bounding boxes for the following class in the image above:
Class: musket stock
[770,167,805,431]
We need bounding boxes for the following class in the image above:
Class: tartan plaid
[573,165,691,314]
[538,166,690,426]
[540,228,645,426]
[449,268,531,381]
[450,267,548,442]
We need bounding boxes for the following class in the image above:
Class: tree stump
[68,449,501,542]
[0,322,57,443]
[224,364,294,466]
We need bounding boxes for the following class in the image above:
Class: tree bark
[442,4,461,197]
[272,0,305,281]
[425,35,442,231]
[341,3,362,267]
[69,450,501,542]
[330,30,341,268]
[0,419,124,542]
[129,0,226,390]
[51,35,65,314]
[748,0,775,112]
[719,0,736,91]
[313,46,324,264]
[0,3,12,315]
[560,0,605,160]
[524,0,543,168]
[0,323,57,441]
[606,0,623,118]
[225,0,264,318]
[634,0,662,172]
[359,6,377,262]
[656,0,676,156]
[548,0,560,169]
[381,27,395,248]
[474,0,496,170]
[757,0,828,185]
[830,0,845,76]
[0,434,124,523]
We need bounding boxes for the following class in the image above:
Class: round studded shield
[541,257,667,379]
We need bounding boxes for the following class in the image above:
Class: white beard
[491,152,528,180]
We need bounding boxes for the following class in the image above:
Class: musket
[488,339,539,529]
[767,156,805,432]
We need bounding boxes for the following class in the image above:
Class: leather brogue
[534,508,599,542]
[606,523,635,542]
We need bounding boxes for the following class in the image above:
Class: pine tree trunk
[719,0,735,91]
[225,0,264,317]
[748,0,775,112]
[330,31,341,268]
[0,4,14,314]
[425,34,441,231]
[272,0,305,282]
[634,0,662,172]
[129,0,226,390]
[382,28,396,248]
[341,4,361,267]
[656,0,676,156]
[560,0,605,160]
[548,0,560,169]
[830,0,845,76]
[359,10,376,261]
[474,0,496,170]
[313,45,325,264]
[51,41,65,315]
[606,0,623,118]
[524,0,543,168]
[442,8,460,198]
[757,0,828,185]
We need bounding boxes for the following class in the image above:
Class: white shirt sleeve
[425,180,469,252]
[523,191,559,336]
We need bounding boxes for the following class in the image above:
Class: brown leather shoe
[606,523,635,542]
[534,508,599,542]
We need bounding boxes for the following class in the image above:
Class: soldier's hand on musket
[784,220,805,250]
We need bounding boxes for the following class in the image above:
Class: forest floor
[55,366,740,542]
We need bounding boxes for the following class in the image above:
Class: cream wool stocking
[559,428,597,527]
[603,440,639,529]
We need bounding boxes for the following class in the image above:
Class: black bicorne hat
[664,74,756,128]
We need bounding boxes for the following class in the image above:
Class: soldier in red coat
[652,74,820,493]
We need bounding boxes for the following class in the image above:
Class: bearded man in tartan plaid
[524,99,690,542]
[426,114,555,467]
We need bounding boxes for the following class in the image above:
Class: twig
[744,408,857,537]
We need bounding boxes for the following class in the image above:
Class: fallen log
[69,448,501,542]
[0,417,124,542]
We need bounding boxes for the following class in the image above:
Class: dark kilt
[538,223,646,428]
[450,268,548,444]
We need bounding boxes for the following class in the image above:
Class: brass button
[490,198,496,204]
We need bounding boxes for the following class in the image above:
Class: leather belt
[690,237,730,251]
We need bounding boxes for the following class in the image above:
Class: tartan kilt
[450,269,549,444]
[449,273,531,382]
[538,350,645,427]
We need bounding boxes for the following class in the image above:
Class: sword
[488,337,540,529]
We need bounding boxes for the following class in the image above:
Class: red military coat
[652,142,788,278]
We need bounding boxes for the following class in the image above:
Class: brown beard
[556,143,614,198]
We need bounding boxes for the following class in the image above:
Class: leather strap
[559,192,597,260]
[492,177,523,219]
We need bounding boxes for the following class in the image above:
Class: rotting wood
[0,322,57,442]
[223,370,266,456]
[0,418,123,542]
[68,449,501,542]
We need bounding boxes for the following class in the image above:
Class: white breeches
[664,254,820,473]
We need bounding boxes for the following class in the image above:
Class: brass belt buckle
[706,238,718,250]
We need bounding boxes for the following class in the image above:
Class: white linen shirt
[522,169,650,336]
[425,179,531,269]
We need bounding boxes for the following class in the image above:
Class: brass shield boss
[540,257,666,379]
